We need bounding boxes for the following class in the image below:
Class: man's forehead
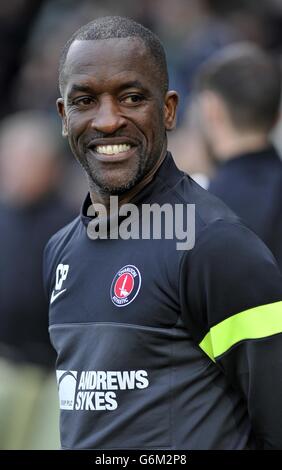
[65,37,150,70]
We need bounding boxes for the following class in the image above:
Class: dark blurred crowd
[2,1,282,121]
[4,0,281,170]
[0,0,282,449]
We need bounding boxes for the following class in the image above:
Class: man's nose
[90,97,126,134]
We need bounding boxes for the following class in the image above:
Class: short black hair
[195,43,282,133]
[59,16,169,96]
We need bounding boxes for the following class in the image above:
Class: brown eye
[122,95,144,104]
[74,97,95,106]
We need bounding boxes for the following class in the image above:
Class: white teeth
[95,144,131,155]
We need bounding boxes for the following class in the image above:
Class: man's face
[57,38,177,195]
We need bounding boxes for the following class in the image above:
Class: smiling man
[57,23,177,202]
[44,17,282,450]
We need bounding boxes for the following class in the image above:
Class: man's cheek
[68,134,80,156]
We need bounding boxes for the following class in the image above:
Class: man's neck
[215,132,270,162]
[89,148,167,209]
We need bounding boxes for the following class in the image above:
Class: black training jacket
[44,153,282,449]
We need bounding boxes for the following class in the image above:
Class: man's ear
[164,91,179,130]
[199,90,227,128]
[56,98,68,137]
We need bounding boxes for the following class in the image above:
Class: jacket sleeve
[179,219,282,449]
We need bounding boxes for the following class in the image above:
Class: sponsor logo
[50,264,69,305]
[110,265,141,307]
[56,370,77,410]
[56,369,149,411]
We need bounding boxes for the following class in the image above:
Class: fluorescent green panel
[199,301,282,360]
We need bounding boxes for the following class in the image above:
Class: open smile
[96,143,132,155]
[87,139,138,163]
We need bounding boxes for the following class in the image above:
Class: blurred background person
[194,43,282,271]
[0,111,75,449]
[168,95,216,188]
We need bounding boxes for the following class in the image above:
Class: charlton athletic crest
[111,265,141,307]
